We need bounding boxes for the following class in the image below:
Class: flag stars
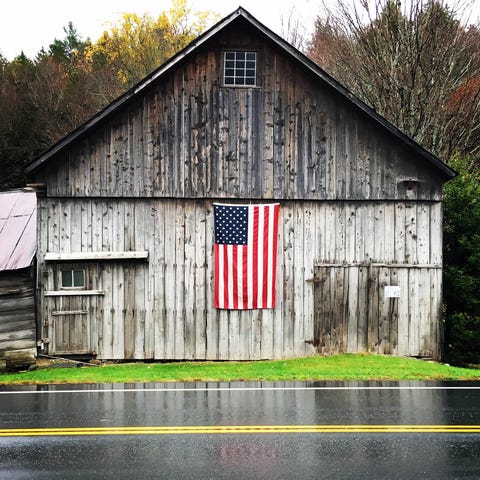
[214,205,248,245]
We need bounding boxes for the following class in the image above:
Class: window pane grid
[224,51,256,86]
[61,269,86,289]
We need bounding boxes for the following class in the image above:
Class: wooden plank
[44,251,149,261]
[377,266,391,354]
[356,265,369,352]
[44,290,104,297]
[430,268,442,359]
[418,268,431,357]
[131,203,149,358]
[373,203,385,262]
[164,201,176,359]
[271,204,285,359]
[224,311,238,360]
[302,203,314,357]
[430,202,442,265]
[384,202,395,262]
[416,203,430,265]
[354,202,364,263]
[396,267,409,356]
[151,201,165,359]
[345,204,356,263]
[110,263,125,359]
[51,310,88,316]
[333,266,346,353]
[204,202,218,360]
[123,264,135,359]
[394,202,406,263]
[174,201,185,358]
[194,201,207,359]
[292,205,304,357]
[346,266,359,352]
[184,202,196,359]
[250,309,262,360]
[407,268,419,356]
[325,204,336,262]
[405,203,417,264]
[281,204,294,357]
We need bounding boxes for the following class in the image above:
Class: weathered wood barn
[0,190,37,358]
[25,8,456,360]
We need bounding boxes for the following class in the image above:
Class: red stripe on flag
[223,246,229,308]
[242,244,248,310]
[252,206,259,308]
[214,243,220,308]
[232,245,238,309]
[262,207,269,307]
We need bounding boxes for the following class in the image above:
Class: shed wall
[37,198,442,359]
[0,269,36,357]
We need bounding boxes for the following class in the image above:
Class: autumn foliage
[0,0,217,188]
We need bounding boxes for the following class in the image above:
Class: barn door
[48,264,101,355]
[313,265,400,354]
[51,295,91,354]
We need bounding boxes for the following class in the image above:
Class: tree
[443,156,480,364]
[87,0,218,87]
[0,54,42,188]
[0,1,219,189]
[307,0,480,160]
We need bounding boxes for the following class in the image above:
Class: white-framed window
[60,268,86,289]
[224,51,257,86]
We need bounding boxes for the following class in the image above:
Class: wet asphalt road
[0,381,479,479]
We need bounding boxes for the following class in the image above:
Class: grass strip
[0,354,479,385]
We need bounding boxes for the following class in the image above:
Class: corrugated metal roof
[0,191,37,271]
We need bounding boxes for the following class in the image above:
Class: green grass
[0,354,479,385]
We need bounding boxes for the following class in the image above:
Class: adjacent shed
[0,190,37,357]
[25,8,456,361]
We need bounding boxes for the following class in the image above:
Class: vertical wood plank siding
[38,199,443,359]
[34,25,447,359]
[42,39,443,201]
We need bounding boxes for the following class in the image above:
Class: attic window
[224,51,256,86]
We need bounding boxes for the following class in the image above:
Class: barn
[0,190,37,359]
[25,7,456,361]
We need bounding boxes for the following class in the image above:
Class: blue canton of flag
[214,205,248,245]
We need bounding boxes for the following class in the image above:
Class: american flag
[214,203,280,310]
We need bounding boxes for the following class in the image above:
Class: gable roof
[24,6,456,180]
[0,191,37,271]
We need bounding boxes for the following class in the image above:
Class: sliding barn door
[313,265,401,355]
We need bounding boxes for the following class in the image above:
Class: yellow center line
[0,425,479,436]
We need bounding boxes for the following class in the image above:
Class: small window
[224,51,256,86]
[61,269,85,289]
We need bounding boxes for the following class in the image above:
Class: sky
[1,0,479,60]
[0,0,321,60]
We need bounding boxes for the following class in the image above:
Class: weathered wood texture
[0,270,36,357]
[37,25,444,202]
[313,265,441,358]
[37,199,443,360]
[31,22,448,360]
